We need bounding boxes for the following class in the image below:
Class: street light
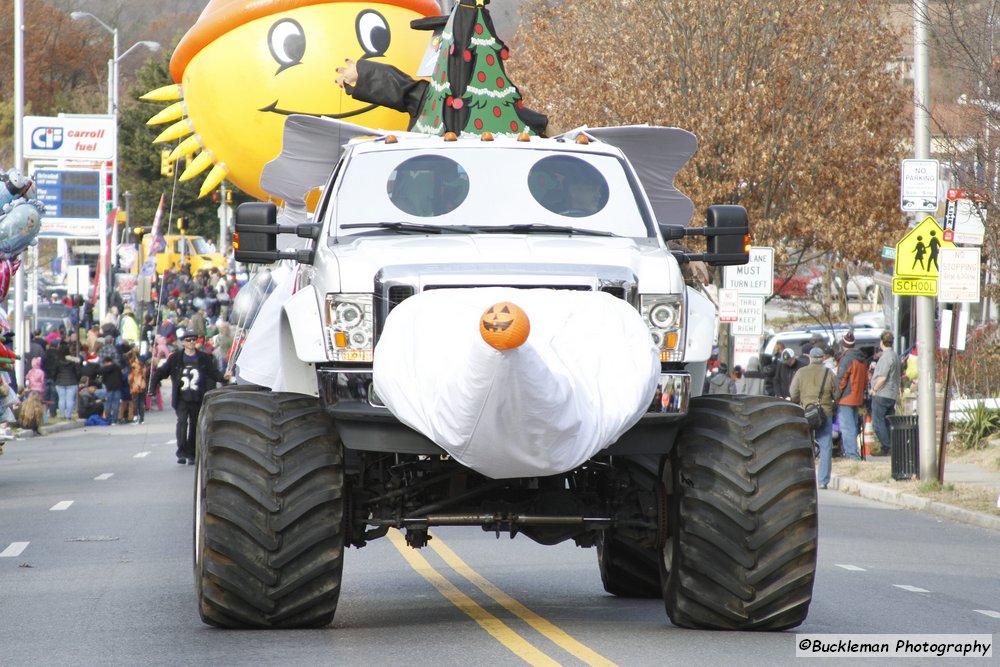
[70,12,116,115]
[71,11,159,320]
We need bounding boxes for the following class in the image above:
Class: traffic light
[177,217,186,234]
[160,148,174,177]
[213,189,234,204]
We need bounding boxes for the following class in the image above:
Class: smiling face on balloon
[157,0,439,204]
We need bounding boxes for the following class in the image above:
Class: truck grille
[373,264,638,340]
[386,285,414,314]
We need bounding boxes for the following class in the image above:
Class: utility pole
[913,0,938,481]
[13,0,25,387]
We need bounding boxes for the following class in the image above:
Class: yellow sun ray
[179,151,215,182]
[143,84,225,199]
[169,135,202,162]
[153,119,194,144]
[146,102,186,126]
[198,163,229,198]
[140,84,182,102]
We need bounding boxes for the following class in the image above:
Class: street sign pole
[913,0,937,482]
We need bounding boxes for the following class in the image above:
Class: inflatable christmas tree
[460,6,526,134]
[412,0,539,136]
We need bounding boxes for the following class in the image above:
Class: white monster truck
[196,121,817,631]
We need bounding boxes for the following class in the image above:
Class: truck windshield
[190,237,217,255]
[330,147,652,238]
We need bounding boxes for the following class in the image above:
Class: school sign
[892,216,956,296]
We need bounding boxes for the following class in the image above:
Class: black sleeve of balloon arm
[346,59,429,121]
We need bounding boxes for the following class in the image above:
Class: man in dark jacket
[76,385,105,420]
[774,348,805,400]
[151,328,229,465]
[98,355,124,425]
[42,338,62,418]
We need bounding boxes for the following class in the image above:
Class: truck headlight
[325,294,373,362]
[640,295,684,362]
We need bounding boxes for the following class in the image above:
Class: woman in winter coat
[147,335,169,411]
[53,343,82,419]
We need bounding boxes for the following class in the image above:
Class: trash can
[888,415,919,480]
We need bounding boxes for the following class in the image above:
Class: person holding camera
[791,347,837,490]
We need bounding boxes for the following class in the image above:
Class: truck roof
[345,131,627,156]
[261,117,698,228]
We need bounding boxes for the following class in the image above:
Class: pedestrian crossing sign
[892,216,956,296]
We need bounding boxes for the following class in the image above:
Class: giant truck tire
[597,532,661,598]
[194,386,346,628]
[661,395,817,631]
[597,455,662,598]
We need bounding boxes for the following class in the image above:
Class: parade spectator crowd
[694,328,903,488]
[0,266,242,437]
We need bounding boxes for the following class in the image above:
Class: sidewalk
[831,453,1000,532]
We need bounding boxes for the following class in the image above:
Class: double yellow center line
[387,529,617,667]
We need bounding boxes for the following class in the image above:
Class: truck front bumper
[317,369,690,457]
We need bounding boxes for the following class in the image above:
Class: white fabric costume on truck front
[373,288,660,479]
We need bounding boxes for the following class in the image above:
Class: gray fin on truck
[557,126,697,227]
[259,115,388,209]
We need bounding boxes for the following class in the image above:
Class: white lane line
[0,542,30,558]
[133,452,150,458]
[894,584,930,593]
[50,501,74,511]
[975,610,1000,619]
[94,473,114,480]
[165,439,176,445]
[835,564,866,571]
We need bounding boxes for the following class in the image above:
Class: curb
[13,419,87,439]
[830,474,1000,533]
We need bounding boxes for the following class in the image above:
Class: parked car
[32,302,74,335]
[852,310,886,329]
[761,325,882,360]
[806,268,875,302]
[772,266,821,298]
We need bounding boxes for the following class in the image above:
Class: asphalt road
[2,410,998,666]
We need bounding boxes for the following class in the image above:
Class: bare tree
[928,0,1000,314]
[512,0,910,307]
[0,1,107,164]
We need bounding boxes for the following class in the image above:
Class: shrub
[953,401,1000,450]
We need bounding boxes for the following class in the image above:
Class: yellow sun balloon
[145,0,441,205]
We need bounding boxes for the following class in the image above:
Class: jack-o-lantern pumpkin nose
[479,301,530,350]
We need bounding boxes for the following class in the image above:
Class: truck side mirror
[704,205,750,266]
[234,202,279,264]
